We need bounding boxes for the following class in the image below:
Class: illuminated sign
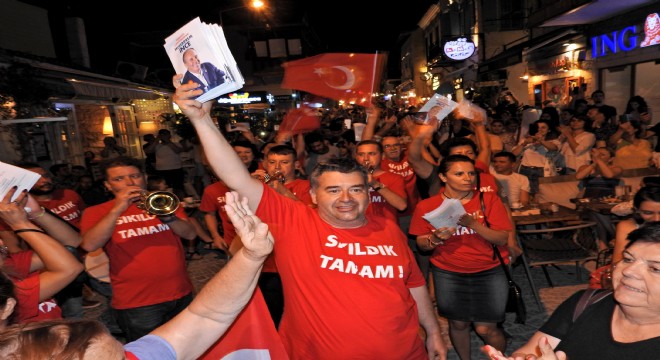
[443,38,475,61]
[591,13,660,59]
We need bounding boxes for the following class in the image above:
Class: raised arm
[360,107,381,141]
[0,189,83,300]
[407,120,438,180]
[173,75,263,212]
[150,191,273,360]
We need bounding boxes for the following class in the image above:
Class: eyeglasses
[570,118,584,122]
[383,144,401,149]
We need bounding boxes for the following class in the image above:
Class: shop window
[601,65,631,114]
[635,61,660,125]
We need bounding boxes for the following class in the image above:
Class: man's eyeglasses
[383,144,401,149]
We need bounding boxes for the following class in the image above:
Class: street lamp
[219,0,266,27]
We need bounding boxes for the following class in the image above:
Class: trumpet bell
[138,191,180,216]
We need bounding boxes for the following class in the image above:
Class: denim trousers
[114,292,193,342]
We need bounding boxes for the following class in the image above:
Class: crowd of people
[1,73,659,359]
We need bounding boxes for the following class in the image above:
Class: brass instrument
[137,191,180,216]
[261,170,285,184]
[364,160,375,174]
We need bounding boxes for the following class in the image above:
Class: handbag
[479,191,527,324]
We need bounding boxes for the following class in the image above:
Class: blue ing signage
[591,13,660,59]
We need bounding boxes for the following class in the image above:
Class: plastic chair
[516,221,599,309]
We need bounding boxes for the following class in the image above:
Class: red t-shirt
[4,251,62,323]
[199,181,236,246]
[365,171,407,222]
[38,188,86,229]
[0,189,88,231]
[257,185,427,360]
[409,191,512,273]
[284,178,313,206]
[381,154,421,217]
[80,202,193,309]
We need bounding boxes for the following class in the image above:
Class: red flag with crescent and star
[281,53,387,108]
[279,104,321,134]
[197,288,289,360]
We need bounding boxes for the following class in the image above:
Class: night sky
[22,0,436,80]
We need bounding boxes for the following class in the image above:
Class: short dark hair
[49,164,69,174]
[98,156,143,179]
[356,140,383,153]
[267,145,296,158]
[231,141,258,155]
[309,158,368,189]
[304,132,324,146]
[625,221,660,249]
[493,151,516,162]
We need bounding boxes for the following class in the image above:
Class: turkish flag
[281,53,387,108]
[279,105,321,134]
[197,289,289,360]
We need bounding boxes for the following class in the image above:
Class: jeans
[115,293,193,342]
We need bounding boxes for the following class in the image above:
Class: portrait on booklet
[164,17,244,102]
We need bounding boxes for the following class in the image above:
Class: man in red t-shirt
[174,87,448,360]
[247,144,314,328]
[354,140,407,223]
[80,156,196,342]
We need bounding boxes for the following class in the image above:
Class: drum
[84,249,110,284]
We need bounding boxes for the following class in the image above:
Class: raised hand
[0,187,30,227]
[172,74,213,122]
[224,191,273,262]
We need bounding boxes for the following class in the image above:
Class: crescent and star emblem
[314,66,356,90]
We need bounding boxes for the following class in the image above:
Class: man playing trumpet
[252,145,314,206]
[354,140,407,223]
[80,156,196,342]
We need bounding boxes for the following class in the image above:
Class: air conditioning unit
[115,61,148,81]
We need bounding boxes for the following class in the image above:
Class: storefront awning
[66,79,167,101]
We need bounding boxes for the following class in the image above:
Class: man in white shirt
[491,151,530,208]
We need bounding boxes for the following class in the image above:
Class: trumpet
[364,160,375,174]
[136,191,180,216]
[261,170,285,184]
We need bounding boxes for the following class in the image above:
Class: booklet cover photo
[164,17,245,103]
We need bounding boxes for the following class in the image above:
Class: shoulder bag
[479,191,527,324]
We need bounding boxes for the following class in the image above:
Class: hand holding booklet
[422,198,466,229]
[0,162,40,202]
[164,17,245,103]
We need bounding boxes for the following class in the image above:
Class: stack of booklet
[164,17,244,103]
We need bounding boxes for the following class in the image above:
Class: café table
[511,204,595,309]
[511,204,582,226]
[574,197,631,216]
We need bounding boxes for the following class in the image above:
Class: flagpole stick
[369,51,379,107]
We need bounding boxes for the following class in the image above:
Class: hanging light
[139,121,158,134]
[102,116,113,135]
